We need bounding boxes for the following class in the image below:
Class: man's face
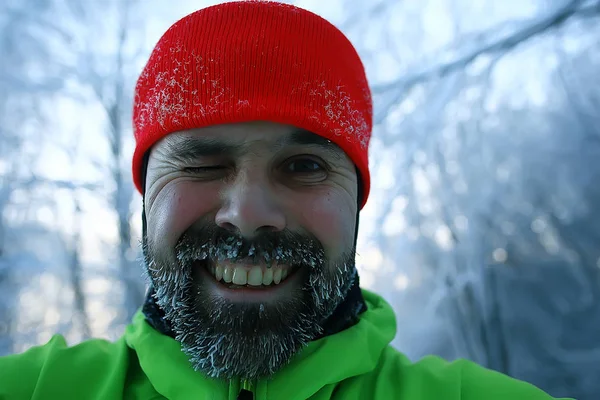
[143,121,359,379]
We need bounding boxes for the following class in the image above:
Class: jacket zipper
[236,379,254,400]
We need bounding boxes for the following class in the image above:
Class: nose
[215,173,286,237]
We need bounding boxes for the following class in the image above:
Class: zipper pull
[237,389,254,400]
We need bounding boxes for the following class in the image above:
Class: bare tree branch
[339,0,390,32]
[371,0,598,95]
[66,200,91,339]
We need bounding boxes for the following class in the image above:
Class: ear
[141,151,151,240]
[356,166,363,208]
[353,166,362,249]
[140,151,151,196]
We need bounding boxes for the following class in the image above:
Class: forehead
[156,121,349,161]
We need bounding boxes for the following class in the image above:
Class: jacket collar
[127,289,396,400]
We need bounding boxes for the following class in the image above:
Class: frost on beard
[143,228,356,380]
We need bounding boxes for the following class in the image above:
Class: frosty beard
[142,224,356,380]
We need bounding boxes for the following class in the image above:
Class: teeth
[208,263,292,287]
[232,268,247,285]
[247,267,263,286]
[262,268,273,286]
[223,266,234,283]
[273,268,282,285]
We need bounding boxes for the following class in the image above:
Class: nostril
[256,225,280,234]
[219,222,238,233]
[214,194,286,237]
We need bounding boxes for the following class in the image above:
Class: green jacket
[0,290,571,400]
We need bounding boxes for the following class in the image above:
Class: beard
[142,223,357,380]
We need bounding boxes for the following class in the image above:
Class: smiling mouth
[202,260,299,289]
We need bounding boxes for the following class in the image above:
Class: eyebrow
[275,129,345,160]
[165,137,244,164]
[165,128,346,164]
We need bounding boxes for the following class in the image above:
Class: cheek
[147,182,219,249]
[297,191,356,254]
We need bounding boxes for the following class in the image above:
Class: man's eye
[284,158,326,174]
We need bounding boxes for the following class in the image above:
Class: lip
[194,261,305,303]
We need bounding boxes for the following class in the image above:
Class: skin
[142,120,360,379]
[145,121,358,256]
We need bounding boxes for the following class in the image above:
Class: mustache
[175,224,326,269]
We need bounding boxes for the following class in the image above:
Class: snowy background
[1,0,600,398]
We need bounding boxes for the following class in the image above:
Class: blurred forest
[1,0,599,398]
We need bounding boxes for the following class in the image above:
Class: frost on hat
[132,0,373,208]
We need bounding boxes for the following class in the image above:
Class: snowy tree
[1,0,600,398]
[67,0,148,327]
[339,0,600,398]
[0,0,70,354]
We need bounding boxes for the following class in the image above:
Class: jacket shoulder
[0,335,132,399]
[451,357,573,400]
[335,346,571,399]
[376,347,571,400]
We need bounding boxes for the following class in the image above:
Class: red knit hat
[132,0,373,208]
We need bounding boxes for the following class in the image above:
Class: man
[0,2,573,399]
